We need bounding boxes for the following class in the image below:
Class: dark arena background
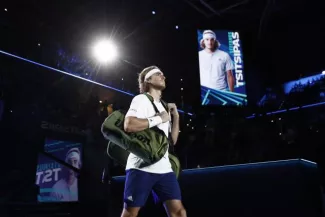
[1,0,325,216]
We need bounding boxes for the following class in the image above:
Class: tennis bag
[106,141,181,178]
[101,93,181,178]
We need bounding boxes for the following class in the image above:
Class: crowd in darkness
[191,110,323,164]
[283,75,325,108]
[257,75,325,111]
[289,75,325,93]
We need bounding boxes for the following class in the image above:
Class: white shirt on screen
[199,49,234,90]
[51,178,78,201]
[125,94,173,174]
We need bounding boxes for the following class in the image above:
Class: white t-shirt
[124,94,173,174]
[199,49,234,90]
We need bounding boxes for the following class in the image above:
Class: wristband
[147,116,163,128]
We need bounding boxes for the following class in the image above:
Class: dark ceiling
[1,0,325,108]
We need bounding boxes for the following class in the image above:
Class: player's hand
[158,111,171,123]
[168,103,179,117]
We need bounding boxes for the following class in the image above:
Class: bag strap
[143,93,168,113]
[143,93,175,154]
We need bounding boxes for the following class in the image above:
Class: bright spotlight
[93,40,118,63]
[322,71,325,75]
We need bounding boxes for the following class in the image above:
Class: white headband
[66,151,80,162]
[203,32,216,40]
[145,68,162,81]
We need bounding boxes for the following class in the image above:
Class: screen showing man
[35,139,82,202]
[50,147,81,201]
[197,30,247,106]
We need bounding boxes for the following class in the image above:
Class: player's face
[204,37,215,50]
[66,157,80,178]
[69,158,80,169]
[149,72,166,90]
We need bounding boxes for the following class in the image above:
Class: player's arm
[124,95,169,133]
[168,103,180,145]
[124,113,169,133]
[170,115,180,145]
[124,117,150,132]
[225,53,235,92]
[227,70,235,92]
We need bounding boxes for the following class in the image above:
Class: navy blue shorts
[123,169,182,207]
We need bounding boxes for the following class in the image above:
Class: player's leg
[121,169,154,217]
[152,172,186,217]
[120,206,140,217]
[164,200,187,217]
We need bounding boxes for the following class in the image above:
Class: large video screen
[35,138,82,202]
[197,30,247,106]
[283,71,325,106]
